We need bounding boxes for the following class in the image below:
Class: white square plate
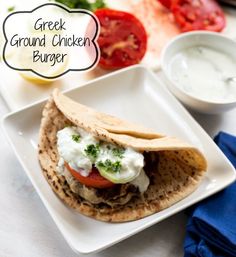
[2,65,235,254]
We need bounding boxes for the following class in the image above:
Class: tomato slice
[95,9,147,69]
[171,0,226,32]
[65,162,114,189]
[158,0,172,9]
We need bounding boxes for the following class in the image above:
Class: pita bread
[38,89,207,222]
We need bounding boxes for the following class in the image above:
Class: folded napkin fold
[184,132,236,257]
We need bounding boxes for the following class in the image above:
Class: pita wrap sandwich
[38,89,207,222]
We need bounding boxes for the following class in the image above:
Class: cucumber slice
[96,159,141,184]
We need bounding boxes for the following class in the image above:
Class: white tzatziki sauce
[168,46,236,103]
[57,127,150,193]
[57,127,98,177]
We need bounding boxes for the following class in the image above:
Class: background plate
[2,66,235,254]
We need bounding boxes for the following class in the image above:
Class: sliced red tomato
[95,9,147,69]
[171,0,226,32]
[65,162,114,189]
[158,0,172,9]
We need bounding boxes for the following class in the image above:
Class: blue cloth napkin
[184,132,236,257]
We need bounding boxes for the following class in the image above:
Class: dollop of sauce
[130,169,150,193]
[57,127,98,176]
[96,144,145,183]
[57,127,149,192]
[168,46,236,103]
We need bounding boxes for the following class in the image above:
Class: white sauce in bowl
[168,46,236,103]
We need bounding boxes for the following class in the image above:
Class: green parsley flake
[55,0,106,11]
[97,159,121,173]
[7,6,15,12]
[85,144,100,159]
[112,148,125,158]
[72,134,80,143]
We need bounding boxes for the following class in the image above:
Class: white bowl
[161,31,236,114]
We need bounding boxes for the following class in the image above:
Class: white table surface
[0,90,236,257]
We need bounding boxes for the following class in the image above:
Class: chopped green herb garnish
[90,0,106,11]
[97,159,121,173]
[112,148,125,158]
[55,0,106,11]
[72,134,81,143]
[7,6,15,12]
[85,144,100,159]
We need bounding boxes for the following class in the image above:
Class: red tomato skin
[95,9,147,69]
[158,0,172,9]
[171,0,226,32]
[65,163,114,189]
